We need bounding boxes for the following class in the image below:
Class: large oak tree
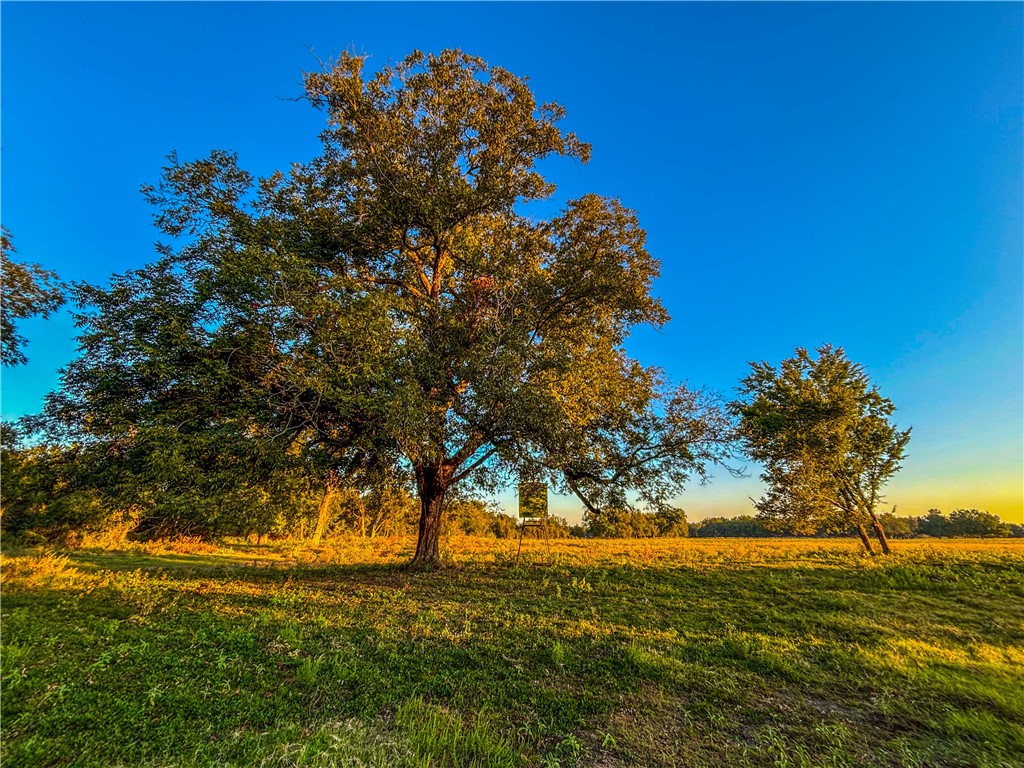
[46,50,733,565]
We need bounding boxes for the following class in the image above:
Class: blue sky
[3,3,1021,521]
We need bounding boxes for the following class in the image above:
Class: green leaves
[0,227,66,366]
[39,49,735,553]
[732,345,911,539]
[305,49,589,231]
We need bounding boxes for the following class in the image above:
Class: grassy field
[2,537,1022,768]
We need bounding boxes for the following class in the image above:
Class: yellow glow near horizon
[520,465,1024,526]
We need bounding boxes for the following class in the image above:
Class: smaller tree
[443,498,496,537]
[946,509,1011,538]
[916,509,949,537]
[0,422,110,542]
[1,228,65,366]
[875,510,917,539]
[584,506,687,538]
[584,506,656,538]
[690,515,774,538]
[491,513,519,539]
[731,345,911,554]
[653,507,689,537]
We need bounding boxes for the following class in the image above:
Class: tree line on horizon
[2,433,1016,545]
[5,49,1006,563]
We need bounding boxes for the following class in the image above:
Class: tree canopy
[1,227,65,366]
[731,345,911,554]
[41,49,733,565]
[918,508,1012,538]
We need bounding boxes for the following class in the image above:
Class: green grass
[2,538,1022,767]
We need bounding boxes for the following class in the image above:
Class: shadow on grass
[3,546,1023,767]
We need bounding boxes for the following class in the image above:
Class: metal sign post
[516,482,550,564]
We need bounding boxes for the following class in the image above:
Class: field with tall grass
[2,537,1022,767]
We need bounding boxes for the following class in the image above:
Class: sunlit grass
[2,537,1022,767]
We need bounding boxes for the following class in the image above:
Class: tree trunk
[868,513,891,555]
[855,523,875,555]
[410,463,449,568]
[311,484,339,545]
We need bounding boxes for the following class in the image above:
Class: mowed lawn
[2,538,1022,768]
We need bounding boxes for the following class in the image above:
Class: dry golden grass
[56,532,1024,570]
